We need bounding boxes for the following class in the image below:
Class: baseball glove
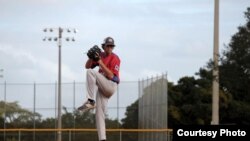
[87,45,102,61]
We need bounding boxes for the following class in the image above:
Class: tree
[121,100,138,129]
[121,100,138,141]
[220,8,250,102]
[219,7,250,124]
[0,101,41,128]
[168,76,212,126]
[0,101,42,141]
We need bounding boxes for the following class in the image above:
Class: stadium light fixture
[43,27,77,141]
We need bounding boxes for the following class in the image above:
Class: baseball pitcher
[78,36,120,141]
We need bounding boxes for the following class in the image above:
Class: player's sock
[88,98,95,103]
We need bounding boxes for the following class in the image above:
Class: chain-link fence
[0,76,171,141]
[138,73,170,141]
[0,81,138,127]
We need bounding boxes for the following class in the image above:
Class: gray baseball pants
[86,69,117,140]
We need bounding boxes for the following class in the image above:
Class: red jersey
[92,52,120,83]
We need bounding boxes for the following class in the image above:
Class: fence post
[55,81,58,141]
[117,84,119,128]
[119,130,122,141]
[73,81,76,141]
[4,81,6,141]
[18,130,21,141]
[33,82,36,141]
[69,130,71,141]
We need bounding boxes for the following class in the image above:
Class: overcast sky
[0,0,250,120]
[0,0,249,84]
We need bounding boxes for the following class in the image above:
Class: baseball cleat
[77,100,96,112]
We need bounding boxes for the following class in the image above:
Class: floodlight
[42,26,76,141]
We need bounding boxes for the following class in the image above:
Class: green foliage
[220,8,250,102]
[121,100,138,129]
[218,7,250,124]
[167,7,250,126]
[0,101,41,127]
[0,101,120,141]
[121,100,138,141]
[168,76,212,127]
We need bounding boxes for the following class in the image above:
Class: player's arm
[98,60,114,79]
[85,59,98,69]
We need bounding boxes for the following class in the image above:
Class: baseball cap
[102,37,115,47]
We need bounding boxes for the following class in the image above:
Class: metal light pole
[212,0,219,125]
[43,27,77,141]
[0,69,6,141]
